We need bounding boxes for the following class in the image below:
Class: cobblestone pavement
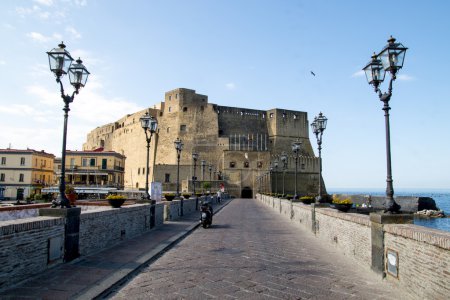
[109,198,404,299]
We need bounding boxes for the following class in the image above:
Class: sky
[1,0,449,190]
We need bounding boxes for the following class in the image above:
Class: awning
[42,187,118,194]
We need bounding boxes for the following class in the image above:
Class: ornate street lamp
[208,164,212,182]
[292,140,302,199]
[47,42,89,208]
[174,138,183,214]
[311,112,327,203]
[280,152,288,196]
[201,160,206,194]
[192,153,199,209]
[140,112,158,200]
[363,36,407,213]
[273,160,279,196]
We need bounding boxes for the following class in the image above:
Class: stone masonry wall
[0,217,64,291]
[384,224,450,299]
[315,208,371,268]
[79,204,153,256]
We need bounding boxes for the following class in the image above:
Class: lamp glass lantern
[47,42,74,77]
[174,138,183,152]
[292,140,302,154]
[363,53,386,86]
[192,153,199,161]
[280,153,288,165]
[68,58,90,90]
[316,112,328,132]
[378,36,408,73]
[140,112,158,133]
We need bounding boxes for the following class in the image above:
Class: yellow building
[0,148,55,200]
[54,149,126,189]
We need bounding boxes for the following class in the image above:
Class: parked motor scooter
[200,201,213,228]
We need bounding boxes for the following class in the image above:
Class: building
[0,148,55,200]
[83,88,325,197]
[54,148,126,189]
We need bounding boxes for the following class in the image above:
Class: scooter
[200,202,213,228]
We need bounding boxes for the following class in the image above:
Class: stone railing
[256,194,450,300]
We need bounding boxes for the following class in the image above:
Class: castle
[82,88,324,197]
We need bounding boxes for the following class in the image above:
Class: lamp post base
[384,198,401,213]
[52,194,71,208]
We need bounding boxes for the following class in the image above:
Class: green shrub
[106,194,126,200]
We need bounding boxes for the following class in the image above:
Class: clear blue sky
[1,0,449,189]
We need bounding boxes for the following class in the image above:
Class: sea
[328,188,450,233]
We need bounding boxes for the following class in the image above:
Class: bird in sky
[310,71,316,76]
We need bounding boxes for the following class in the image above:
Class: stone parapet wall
[79,204,155,256]
[0,217,64,290]
[384,224,449,299]
[315,208,371,268]
[256,194,450,299]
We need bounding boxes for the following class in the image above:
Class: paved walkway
[110,198,404,299]
[0,199,232,300]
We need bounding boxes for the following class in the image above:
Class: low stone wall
[256,194,450,299]
[0,216,64,290]
[384,225,449,299]
[79,204,161,256]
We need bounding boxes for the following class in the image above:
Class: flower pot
[66,194,77,206]
[164,195,175,201]
[108,198,126,208]
[333,203,353,212]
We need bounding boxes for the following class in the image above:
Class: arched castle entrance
[241,187,253,198]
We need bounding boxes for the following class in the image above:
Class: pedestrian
[217,190,222,204]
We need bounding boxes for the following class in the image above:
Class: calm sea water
[328,188,450,233]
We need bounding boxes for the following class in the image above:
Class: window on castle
[19,174,24,182]
[138,168,140,175]
[20,157,25,165]
[180,125,186,132]
[1,157,5,165]
[183,107,188,112]
[167,127,170,133]
[257,161,263,168]
[229,162,236,168]
[200,106,204,111]
[175,94,178,99]
[169,95,172,100]
[0,173,5,182]
[244,161,249,168]
[301,163,305,170]
[165,173,170,183]
[269,113,274,118]
[168,107,171,112]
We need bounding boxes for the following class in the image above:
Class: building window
[229,162,236,168]
[269,113,274,118]
[175,93,178,99]
[169,95,171,100]
[257,161,263,168]
[82,158,88,167]
[1,157,5,165]
[183,107,188,112]
[168,107,172,112]
[90,158,96,167]
[70,158,75,168]
[180,125,186,132]
[102,159,107,170]
[0,173,5,182]
[165,173,170,183]
[167,127,170,133]
[301,163,305,170]
[20,157,25,165]
[244,161,249,168]
[138,168,140,175]
[19,174,24,182]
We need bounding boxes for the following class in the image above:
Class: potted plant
[65,185,77,206]
[182,193,192,199]
[286,194,294,200]
[106,194,126,208]
[299,196,315,204]
[164,193,176,201]
[332,196,353,212]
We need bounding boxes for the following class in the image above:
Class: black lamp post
[280,152,288,196]
[174,138,183,214]
[47,42,89,208]
[292,140,302,199]
[208,164,212,182]
[273,160,279,196]
[363,36,407,213]
[192,153,199,209]
[311,112,327,203]
[269,166,273,194]
[140,112,158,200]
